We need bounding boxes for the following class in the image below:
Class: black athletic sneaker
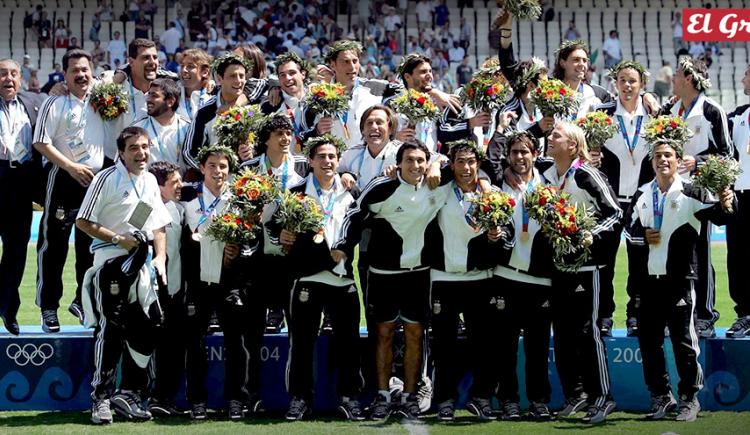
[148,398,184,417]
[501,401,521,420]
[645,393,677,420]
[338,398,365,421]
[695,319,716,339]
[68,300,85,324]
[726,316,750,338]
[528,402,551,420]
[437,401,455,421]
[598,317,613,337]
[110,391,152,421]
[228,400,244,420]
[321,312,333,335]
[466,397,496,421]
[266,309,285,333]
[557,395,588,417]
[581,400,616,424]
[191,403,207,420]
[285,397,310,421]
[369,394,391,421]
[41,310,60,333]
[398,398,421,420]
[626,317,639,337]
[244,395,264,415]
[207,311,221,334]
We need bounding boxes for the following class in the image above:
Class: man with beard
[661,57,734,338]
[492,131,554,421]
[594,61,656,337]
[725,65,750,338]
[0,58,46,335]
[130,78,190,167]
[183,54,250,171]
[76,127,171,423]
[34,50,109,331]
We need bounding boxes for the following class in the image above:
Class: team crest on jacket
[299,289,310,303]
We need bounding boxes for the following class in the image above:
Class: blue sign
[1,327,748,412]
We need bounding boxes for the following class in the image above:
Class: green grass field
[2,243,745,433]
[1,410,749,433]
[11,243,735,329]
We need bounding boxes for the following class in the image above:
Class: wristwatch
[111,234,123,245]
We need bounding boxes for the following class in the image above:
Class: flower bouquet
[643,116,692,146]
[525,185,596,272]
[273,190,325,250]
[391,88,441,126]
[529,79,579,118]
[205,210,262,245]
[464,74,512,114]
[212,104,264,151]
[229,168,279,213]
[89,82,129,120]
[305,82,349,117]
[468,191,516,231]
[693,155,742,212]
[498,0,542,20]
[577,111,619,151]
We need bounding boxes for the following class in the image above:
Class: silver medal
[313,233,325,244]
[191,232,203,242]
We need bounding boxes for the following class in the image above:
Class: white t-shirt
[160,28,182,55]
[33,94,107,172]
[130,114,191,167]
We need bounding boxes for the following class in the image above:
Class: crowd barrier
[1,327,749,412]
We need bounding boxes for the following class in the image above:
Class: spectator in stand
[38,12,52,48]
[68,37,80,52]
[436,65,456,93]
[160,22,183,56]
[92,40,106,65]
[689,41,705,59]
[564,21,581,41]
[165,53,180,74]
[448,41,465,65]
[206,20,219,55]
[21,55,32,84]
[89,12,102,42]
[187,2,205,41]
[175,9,187,40]
[383,6,402,35]
[135,10,152,39]
[97,0,113,22]
[456,55,473,86]
[28,69,41,93]
[672,12,684,54]
[107,31,127,66]
[653,60,673,103]
[435,0,449,29]
[601,30,622,70]
[128,0,140,21]
[54,19,70,49]
[41,63,65,94]
[459,16,472,50]
[416,0,433,32]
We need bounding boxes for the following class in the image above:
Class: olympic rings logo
[5,343,54,367]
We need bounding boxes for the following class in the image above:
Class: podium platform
[2,326,749,412]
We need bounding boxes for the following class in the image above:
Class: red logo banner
[682,8,750,42]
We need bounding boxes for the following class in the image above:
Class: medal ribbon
[559,158,583,191]
[679,96,699,120]
[616,114,643,154]
[195,187,223,232]
[148,117,182,162]
[266,154,290,190]
[521,180,535,234]
[313,176,338,230]
[453,181,480,226]
[651,181,667,231]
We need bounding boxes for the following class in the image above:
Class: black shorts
[366,268,430,324]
